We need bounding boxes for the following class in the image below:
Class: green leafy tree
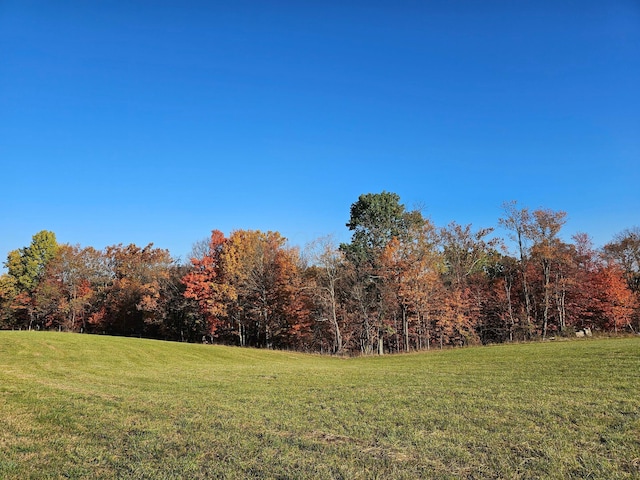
[6,230,59,293]
[341,191,423,268]
[340,192,424,354]
[4,230,59,329]
[0,273,19,328]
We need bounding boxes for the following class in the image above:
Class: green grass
[0,332,639,479]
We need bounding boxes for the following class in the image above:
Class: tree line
[1,192,638,354]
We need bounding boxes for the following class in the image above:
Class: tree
[499,201,534,337]
[305,236,346,354]
[481,254,520,343]
[340,191,424,354]
[4,230,59,329]
[604,227,640,294]
[0,273,19,328]
[603,227,640,331]
[440,222,497,288]
[6,231,58,293]
[37,244,108,332]
[341,191,423,267]
[380,220,441,351]
[153,263,207,342]
[221,230,310,349]
[183,230,311,349]
[528,208,567,339]
[560,233,594,330]
[596,264,637,332]
[182,230,230,338]
[94,243,173,336]
[438,222,498,346]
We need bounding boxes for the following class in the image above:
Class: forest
[1,192,639,354]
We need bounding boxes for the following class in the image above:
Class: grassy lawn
[0,332,639,479]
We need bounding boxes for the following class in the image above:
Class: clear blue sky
[1,1,638,263]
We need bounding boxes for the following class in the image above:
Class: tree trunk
[329,289,342,354]
[522,268,533,338]
[393,311,399,353]
[426,311,431,350]
[554,273,566,333]
[504,276,515,342]
[542,260,551,341]
[517,232,533,340]
[402,304,409,352]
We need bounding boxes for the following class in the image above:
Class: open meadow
[0,332,639,479]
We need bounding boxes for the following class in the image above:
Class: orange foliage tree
[182,230,230,338]
[380,221,442,351]
[92,243,172,336]
[183,230,311,348]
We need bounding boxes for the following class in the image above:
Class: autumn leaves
[183,230,309,349]
[1,193,638,353]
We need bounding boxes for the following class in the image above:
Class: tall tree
[39,244,108,332]
[305,236,346,354]
[439,222,497,346]
[528,208,567,339]
[380,220,441,351]
[162,264,209,342]
[222,230,310,349]
[340,191,424,354]
[6,230,59,293]
[440,222,497,288]
[4,230,59,329]
[184,230,311,348]
[499,201,534,337]
[341,191,423,267]
[603,227,640,331]
[593,264,638,332]
[0,273,19,328]
[94,243,173,336]
[604,227,640,294]
[182,230,230,338]
[482,254,521,343]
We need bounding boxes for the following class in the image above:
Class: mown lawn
[0,331,638,479]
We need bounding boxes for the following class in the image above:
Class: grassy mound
[1,332,639,479]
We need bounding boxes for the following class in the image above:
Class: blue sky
[1,1,639,263]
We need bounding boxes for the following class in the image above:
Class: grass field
[0,332,639,479]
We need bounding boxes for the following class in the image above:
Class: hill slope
[1,332,639,479]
